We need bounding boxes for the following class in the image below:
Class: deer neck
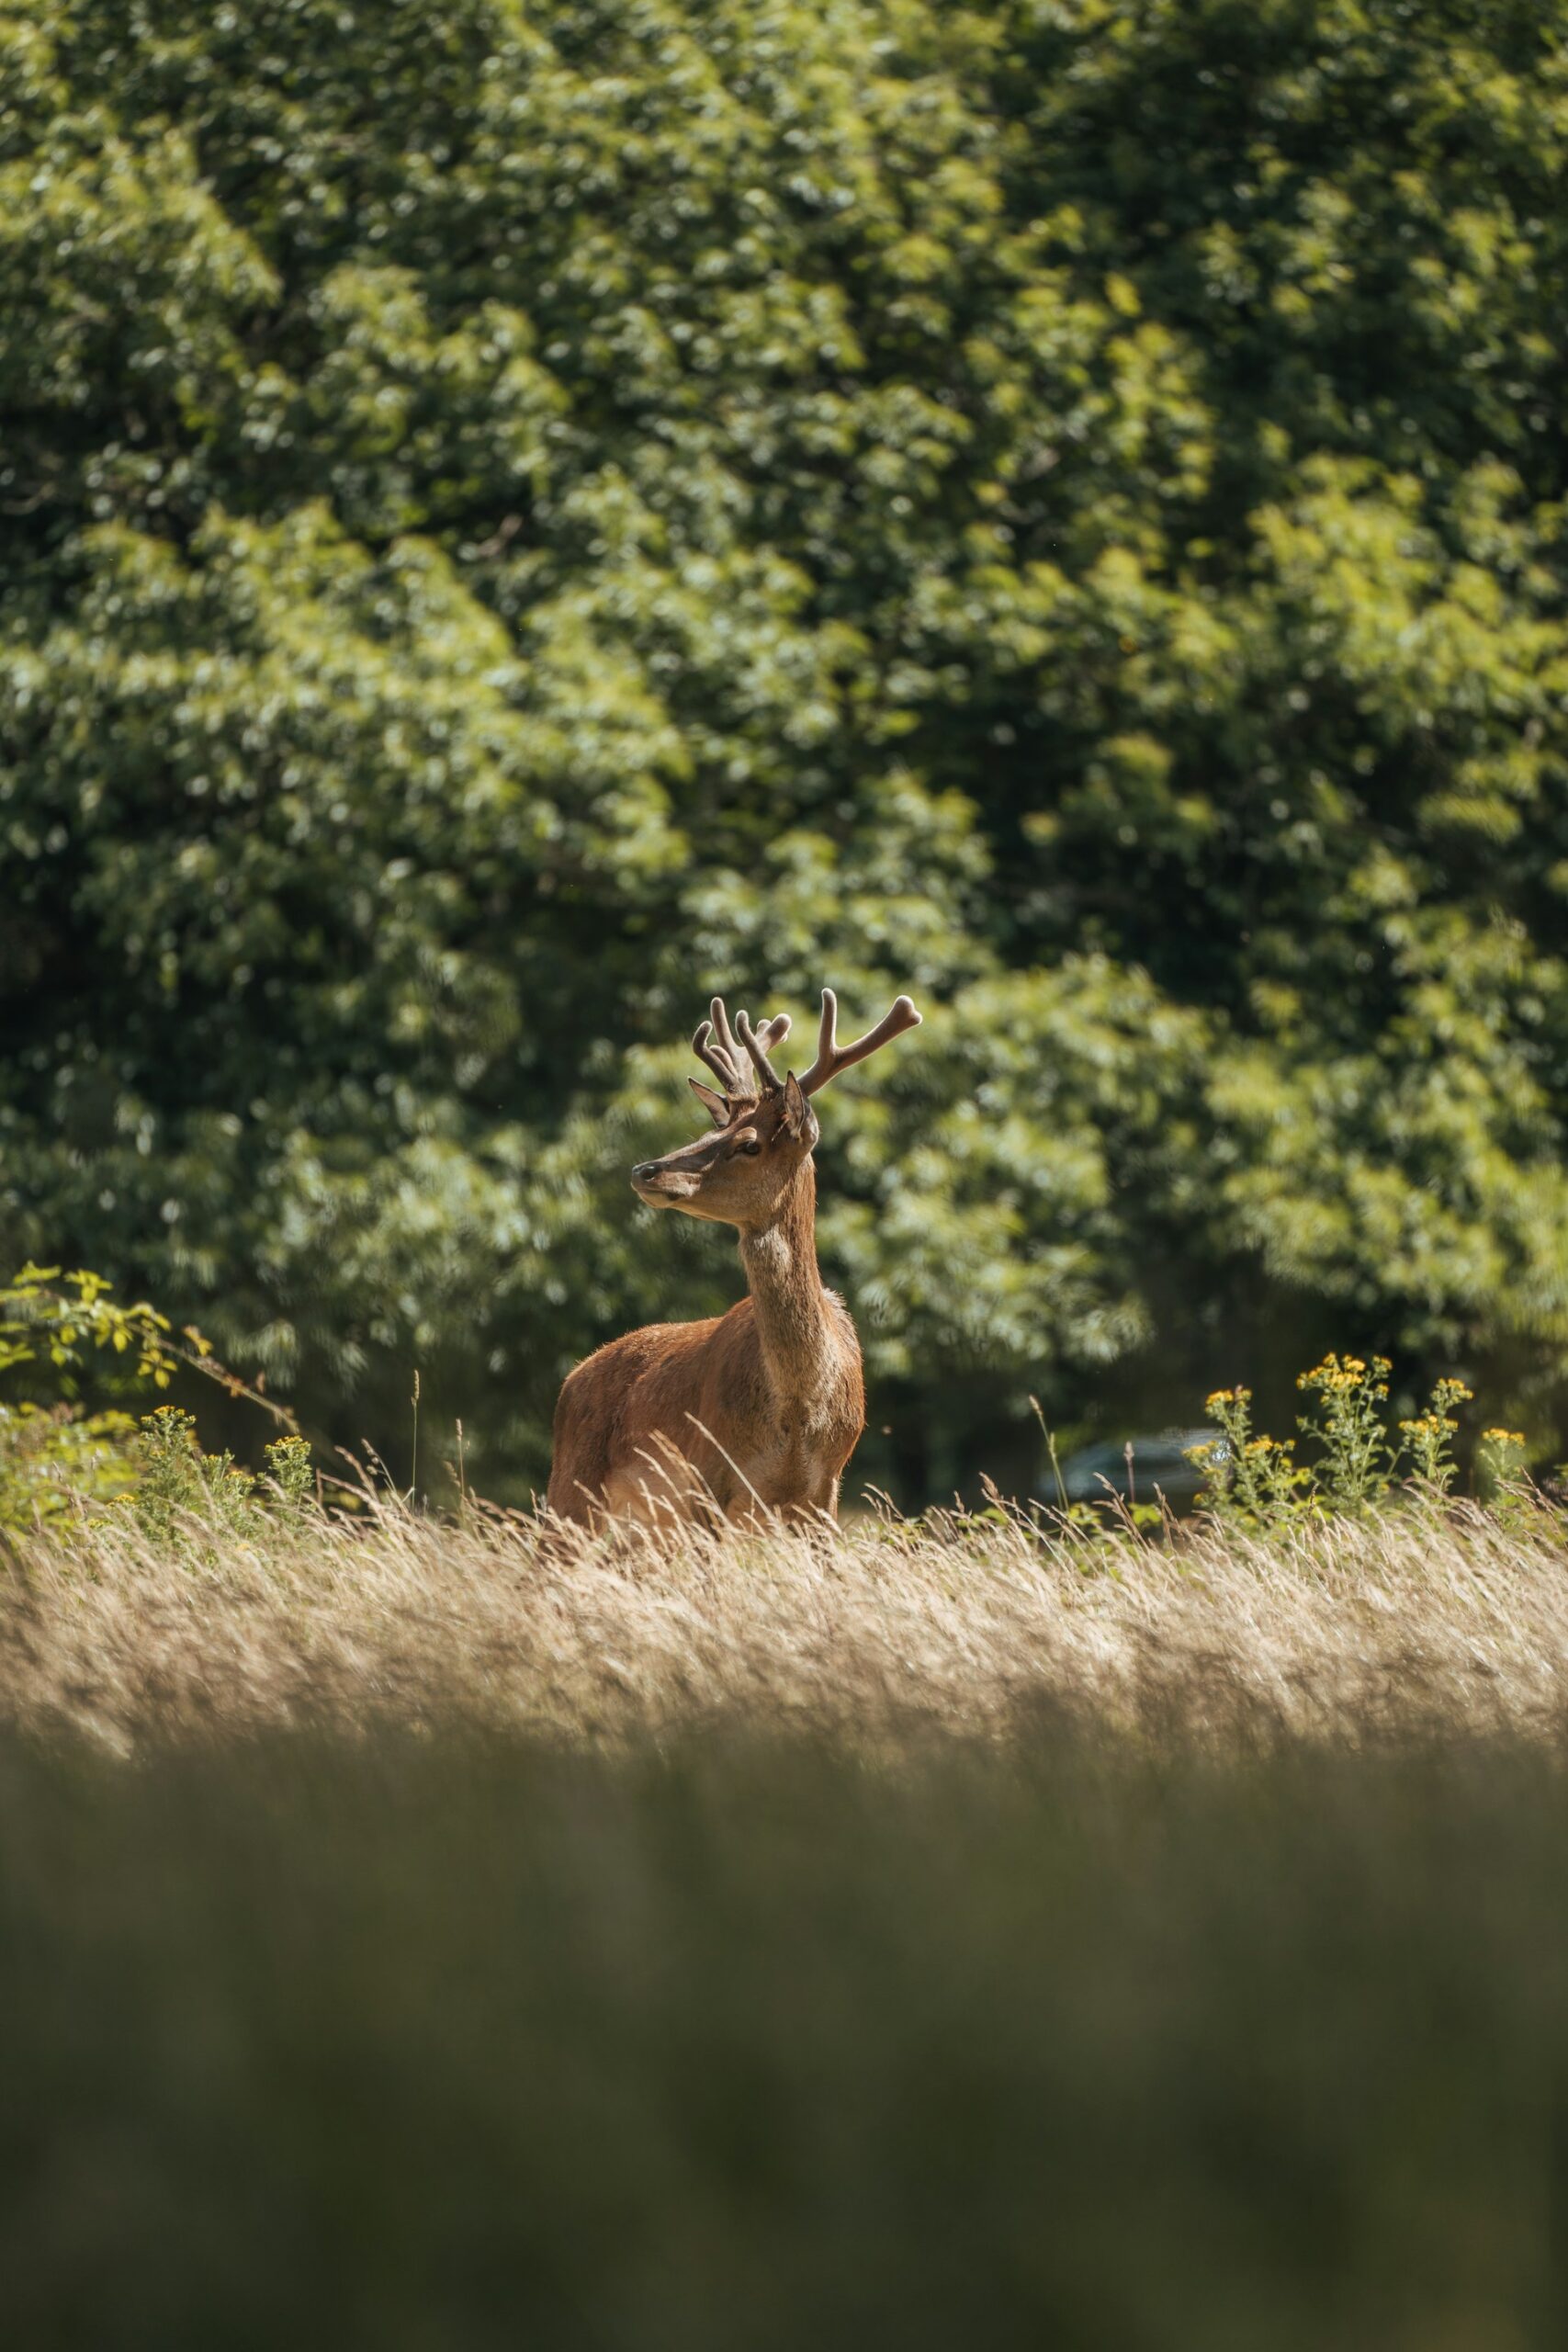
[738,1159,837,1411]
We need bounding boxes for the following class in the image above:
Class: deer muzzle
[631,1159,699,1204]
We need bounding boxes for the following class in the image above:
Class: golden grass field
[8,1492,1568,1754]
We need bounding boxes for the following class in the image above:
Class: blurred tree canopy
[3,0,1568,1496]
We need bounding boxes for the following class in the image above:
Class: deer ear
[688,1076,729,1129]
[782,1070,811,1140]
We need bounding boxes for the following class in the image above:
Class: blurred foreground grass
[4,1719,1566,2347]
[6,1502,1568,2344]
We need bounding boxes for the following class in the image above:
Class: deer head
[631,989,922,1230]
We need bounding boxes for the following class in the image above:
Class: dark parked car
[1050,1429,1223,1514]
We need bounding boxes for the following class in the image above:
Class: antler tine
[708,996,739,1067]
[698,995,751,1094]
[799,986,922,1097]
[691,1018,739,1093]
[735,1008,790,1093]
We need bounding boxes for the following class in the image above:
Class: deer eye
[738,1136,761,1156]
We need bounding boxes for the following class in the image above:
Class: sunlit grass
[6,1487,1567,1753]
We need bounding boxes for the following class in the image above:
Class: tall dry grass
[6,1494,1567,1752]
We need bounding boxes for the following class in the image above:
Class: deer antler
[692,997,792,1101]
[692,1000,744,1095]
[735,1008,789,1093]
[798,987,922,1097]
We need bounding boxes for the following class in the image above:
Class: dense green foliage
[5,1719,1566,2343]
[0,1262,328,1527]
[4,0,1568,1492]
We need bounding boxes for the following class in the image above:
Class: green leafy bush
[128,1410,317,1546]
[1398,1379,1473,1493]
[0,1403,138,1531]
[1296,1354,1397,1515]
[1185,1390,1311,1533]
[0,1265,313,1538]
[129,1408,258,1545]
[1188,1357,1508,1532]
[1,1264,175,1391]
[3,2,1568,1494]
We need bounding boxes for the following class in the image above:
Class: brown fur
[547,1079,868,1529]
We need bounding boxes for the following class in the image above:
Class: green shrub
[1,1265,314,1539]
[264,1434,314,1515]
[7,0,1568,1495]
[1296,1353,1395,1514]
[1397,1379,1473,1492]
[127,1411,318,1546]
[1188,1359,1506,1532]
[0,1263,175,1392]
[1185,1388,1310,1532]
[130,1407,262,1546]
[0,1403,138,1531]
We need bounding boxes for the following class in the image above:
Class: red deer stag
[546,989,922,1528]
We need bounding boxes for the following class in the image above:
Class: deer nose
[632,1162,656,1182]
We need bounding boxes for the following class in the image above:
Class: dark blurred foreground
[4,1719,1566,2346]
